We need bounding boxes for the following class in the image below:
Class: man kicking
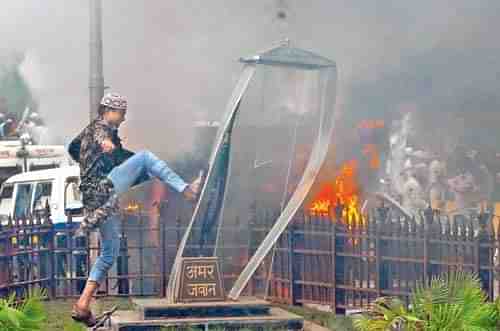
[68,92,201,326]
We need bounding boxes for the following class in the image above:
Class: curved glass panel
[168,46,337,300]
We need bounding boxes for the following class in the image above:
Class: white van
[0,166,83,227]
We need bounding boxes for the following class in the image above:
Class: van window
[0,184,14,216]
[33,181,53,212]
[65,177,83,214]
[14,183,33,219]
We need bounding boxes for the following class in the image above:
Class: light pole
[89,0,105,122]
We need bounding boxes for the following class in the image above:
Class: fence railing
[0,203,168,299]
[266,206,500,312]
[1,200,499,314]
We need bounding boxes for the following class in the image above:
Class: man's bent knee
[100,253,117,268]
[136,150,153,159]
[100,245,120,267]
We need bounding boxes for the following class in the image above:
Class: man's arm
[94,123,115,153]
[68,132,83,162]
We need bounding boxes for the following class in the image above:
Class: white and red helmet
[100,92,127,111]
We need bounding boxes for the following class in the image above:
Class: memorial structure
[109,41,338,331]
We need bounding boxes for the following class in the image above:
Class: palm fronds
[353,297,422,331]
[0,287,47,331]
[354,271,499,331]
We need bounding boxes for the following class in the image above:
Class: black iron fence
[266,207,500,313]
[0,203,167,299]
[1,200,500,314]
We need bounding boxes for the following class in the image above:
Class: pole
[89,0,105,122]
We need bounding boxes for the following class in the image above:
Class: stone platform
[107,297,304,331]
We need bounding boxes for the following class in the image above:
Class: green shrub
[0,288,48,331]
[354,272,499,331]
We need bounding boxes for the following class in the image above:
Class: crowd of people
[382,112,495,220]
[0,110,46,142]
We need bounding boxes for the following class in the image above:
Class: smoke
[0,0,499,161]
[18,50,43,94]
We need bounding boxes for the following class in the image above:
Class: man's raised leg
[108,150,188,195]
[80,150,201,231]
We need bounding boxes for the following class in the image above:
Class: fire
[357,119,384,130]
[362,144,381,170]
[310,200,331,214]
[125,202,140,212]
[346,195,361,224]
[309,159,363,226]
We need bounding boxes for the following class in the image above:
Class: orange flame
[362,144,381,170]
[309,159,363,226]
[125,202,140,212]
[309,159,365,245]
[357,119,385,130]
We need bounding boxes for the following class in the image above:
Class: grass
[41,297,132,331]
[278,304,355,331]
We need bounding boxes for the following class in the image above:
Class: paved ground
[42,297,354,331]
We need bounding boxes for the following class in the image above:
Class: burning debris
[125,202,140,213]
[308,105,500,229]
[309,159,363,225]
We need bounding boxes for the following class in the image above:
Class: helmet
[100,92,127,111]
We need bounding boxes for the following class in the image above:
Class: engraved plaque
[177,257,225,302]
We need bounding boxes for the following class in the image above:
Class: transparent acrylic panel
[182,65,335,296]
[166,45,337,301]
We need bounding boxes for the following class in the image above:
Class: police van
[0,166,83,228]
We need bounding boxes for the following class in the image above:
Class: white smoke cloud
[0,0,498,159]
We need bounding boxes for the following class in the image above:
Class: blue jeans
[88,150,188,283]
[88,214,120,283]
